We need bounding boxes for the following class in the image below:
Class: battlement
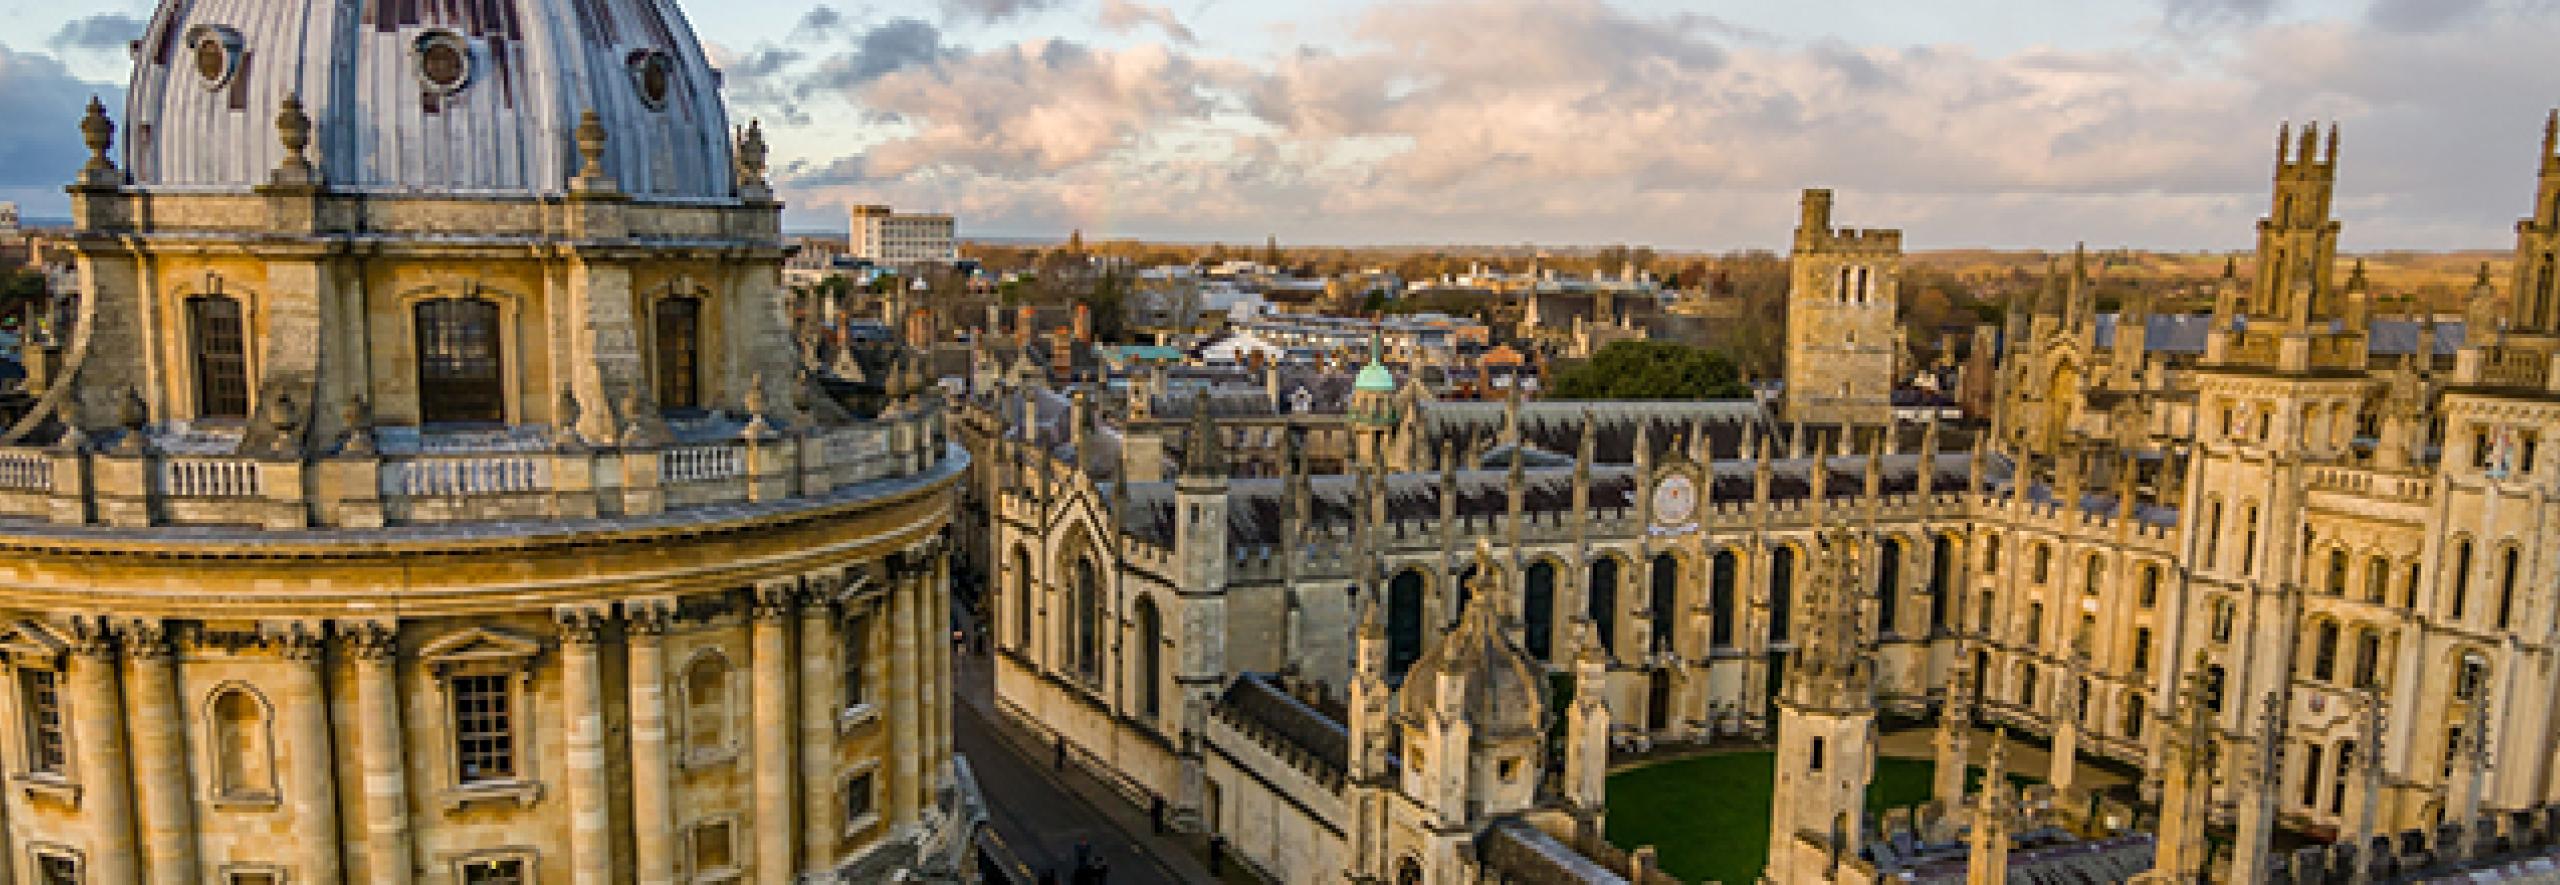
[1807,226,1906,254]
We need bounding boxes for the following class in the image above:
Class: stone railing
[383,454,550,497]
[0,403,951,531]
[160,457,262,498]
[2303,465,2432,505]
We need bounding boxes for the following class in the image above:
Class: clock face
[1653,474,1698,525]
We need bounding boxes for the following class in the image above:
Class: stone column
[276,626,342,884]
[626,602,678,885]
[68,622,138,885]
[889,564,923,825]
[798,586,838,870]
[556,610,611,885]
[350,623,412,885]
[751,582,800,885]
[124,621,195,885]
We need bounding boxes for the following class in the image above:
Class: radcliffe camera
[0,2,2554,884]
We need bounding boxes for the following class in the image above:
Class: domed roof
[122,0,736,201]
[1397,550,1545,737]
[1354,360,1396,393]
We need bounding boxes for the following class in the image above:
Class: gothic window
[1009,546,1033,651]
[451,673,515,783]
[1586,558,1619,656]
[1525,561,1557,661]
[2239,503,2260,577]
[2018,665,2039,707]
[2032,544,2051,584]
[2209,597,2235,643]
[2448,540,2474,620]
[2139,565,2160,609]
[2495,547,2520,630]
[1389,569,1427,681]
[2310,622,2339,683]
[2364,556,2390,604]
[1073,558,1102,684]
[2082,554,2102,597]
[1769,546,1797,643]
[1929,535,1954,632]
[2404,561,2422,610]
[2453,654,2488,701]
[18,668,65,776]
[1650,554,1679,654]
[1982,536,2000,576]
[415,297,505,424]
[1877,538,1902,635]
[1976,591,1994,634]
[2025,602,2044,645]
[2327,549,2349,596]
[2330,741,2354,815]
[653,296,703,411]
[188,294,249,419]
[2204,665,2227,712]
[208,686,275,802]
[2300,744,2325,808]
[683,652,733,760]
[2203,500,2224,568]
[2352,630,2382,689]
[841,612,869,710]
[2132,627,2153,676]
[1133,596,1162,721]
[2124,692,2146,739]
[2073,614,2094,658]
[1711,550,1737,646]
[1809,736,1826,772]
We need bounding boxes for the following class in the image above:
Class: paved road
[952,645,1201,885]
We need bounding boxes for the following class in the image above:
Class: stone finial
[742,371,775,439]
[571,109,615,193]
[273,92,316,184]
[78,96,118,184]
[736,119,771,198]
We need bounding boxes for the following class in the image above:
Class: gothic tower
[1172,391,1231,830]
[1765,529,1878,884]
[1784,189,1902,426]
[2509,110,2560,333]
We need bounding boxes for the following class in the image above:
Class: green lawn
[1604,751,2034,885]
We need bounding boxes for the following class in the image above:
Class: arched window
[2032,543,2051,584]
[1650,554,1679,654]
[2025,602,2044,646]
[1524,561,1557,661]
[2327,549,2349,596]
[1769,546,1797,643]
[2330,740,2355,815]
[2139,565,2160,609]
[1877,538,1903,635]
[1133,596,1162,720]
[1074,558,1103,683]
[2131,627,2153,675]
[1929,535,1954,632]
[1982,536,2001,576]
[2018,664,2039,707]
[188,294,249,419]
[1010,546,1033,650]
[1587,558,1619,655]
[2448,540,2474,620]
[208,687,274,800]
[684,652,732,757]
[2364,555,2390,604]
[416,297,504,424]
[2351,629,2381,689]
[2239,503,2260,576]
[1389,570,1426,680]
[2123,692,2146,739]
[2310,622,2340,682]
[653,296,703,411]
[1711,549,1737,647]
[2203,499,2224,567]
[2495,547,2519,630]
[2300,743,2326,808]
[2082,553,2103,596]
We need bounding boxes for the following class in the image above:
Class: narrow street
[953,638,1225,884]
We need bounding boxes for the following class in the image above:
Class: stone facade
[1785,188,1903,427]
[0,0,974,881]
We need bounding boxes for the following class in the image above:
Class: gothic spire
[1181,390,1226,479]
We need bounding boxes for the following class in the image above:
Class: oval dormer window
[629,49,674,111]
[415,31,471,94]
[186,25,243,91]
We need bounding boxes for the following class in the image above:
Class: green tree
[1548,340,1752,400]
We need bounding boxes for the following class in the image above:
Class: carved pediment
[0,620,69,664]
[418,626,543,667]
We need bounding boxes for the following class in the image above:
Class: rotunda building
[0,0,971,882]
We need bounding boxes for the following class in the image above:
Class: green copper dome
[1355,360,1396,392]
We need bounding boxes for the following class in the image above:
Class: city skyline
[7,0,2560,250]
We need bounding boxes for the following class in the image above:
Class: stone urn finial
[78,96,117,183]
[273,92,316,184]
[736,119,770,197]
[572,109,613,192]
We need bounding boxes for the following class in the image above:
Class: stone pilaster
[123,621,195,885]
[751,583,799,885]
[275,624,342,884]
[555,608,612,885]
[889,564,923,826]
[626,601,678,885]
[349,622,412,885]
[67,620,137,885]
[798,584,839,869]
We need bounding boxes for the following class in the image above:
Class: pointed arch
[1132,594,1163,721]
[1769,543,1799,643]
[1389,568,1427,682]
[1524,558,1559,662]
[1649,552,1680,655]
[1710,547,1738,647]
[1587,555,1622,656]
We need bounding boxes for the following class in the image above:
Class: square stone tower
[1784,189,1902,427]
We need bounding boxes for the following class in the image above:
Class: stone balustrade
[0,404,946,530]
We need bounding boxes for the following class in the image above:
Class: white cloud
[1098,0,1196,45]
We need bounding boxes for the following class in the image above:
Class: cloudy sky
[4,0,2559,250]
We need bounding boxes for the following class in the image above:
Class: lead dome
[123,0,736,201]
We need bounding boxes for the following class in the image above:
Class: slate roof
[1217,673,1348,776]
[1478,818,1633,885]
[1414,399,1774,465]
[2087,313,2466,357]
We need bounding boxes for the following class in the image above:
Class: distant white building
[849,203,957,266]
